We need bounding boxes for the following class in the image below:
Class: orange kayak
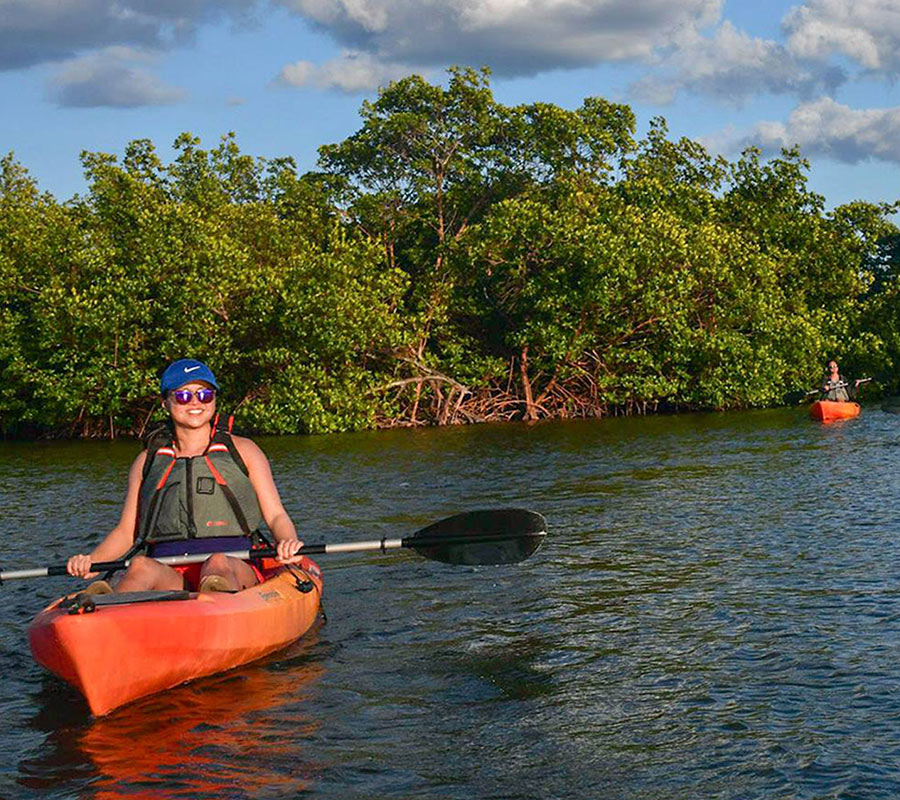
[28,556,322,716]
[809,400,861,422]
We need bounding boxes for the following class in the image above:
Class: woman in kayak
[820,359,862,402]
[66,359,303,593]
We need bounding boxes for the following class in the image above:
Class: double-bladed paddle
[804,377,871,396]
[0,509,547,582]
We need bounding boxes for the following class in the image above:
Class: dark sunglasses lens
[171,389,215,404]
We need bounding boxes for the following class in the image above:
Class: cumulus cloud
[632,21,846,105]
[270,0,900,101]
[784,0,900,74]
[9,0,900,122]
[47,47,187,108]
[275,0,724,78]
[278,50,420,91]
[630,1,900,106]
[0,0,258,71]
[743,97,900,164]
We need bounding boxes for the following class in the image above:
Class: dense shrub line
[2,68,898,438]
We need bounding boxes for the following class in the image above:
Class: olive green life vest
[822,377,850,402]
[137,419,264,544]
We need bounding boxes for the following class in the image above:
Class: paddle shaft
[806,377,871,396]
[0,529,543,582]
[0,541,384,581]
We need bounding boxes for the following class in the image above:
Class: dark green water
[3,407,900,799]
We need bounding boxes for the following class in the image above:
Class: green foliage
[451,181,816,415]
[0,139,407,437]
[2,68,899,436]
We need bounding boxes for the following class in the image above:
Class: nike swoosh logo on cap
[184,365,201,372]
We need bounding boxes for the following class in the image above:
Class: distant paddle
[803,377,871,397]
[0,509,547,582]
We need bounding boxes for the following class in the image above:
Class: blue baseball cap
[160,359,219,395]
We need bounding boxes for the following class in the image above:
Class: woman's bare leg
[198,553,260,591]
[115,555,186,592]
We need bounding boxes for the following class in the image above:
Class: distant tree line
[2,67,899,438]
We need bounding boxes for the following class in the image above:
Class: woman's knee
[203,552,231,574]
[126,555,156,576]
[118,554,183,591]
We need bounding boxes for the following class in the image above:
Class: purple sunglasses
[170,388,216,405]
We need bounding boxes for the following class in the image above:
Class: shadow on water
[18,635,327,800]
[435,633,560,703]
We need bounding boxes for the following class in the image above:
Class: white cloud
[272,0,900,101]
[279,59,315,86]
[9,0,900,119]
[743,97,900,164]
[278,49,419,91]
[47,47,187,107]
[632,21,846,105]
[275,0,724,79]
[784,0,900,73]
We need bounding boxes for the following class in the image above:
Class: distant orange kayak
[809,400,861,423]
[28,557,322,716]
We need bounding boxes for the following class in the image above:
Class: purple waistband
[148,536,252,557]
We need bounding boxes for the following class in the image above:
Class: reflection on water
[4,408,900,798]
[19,636,324,800]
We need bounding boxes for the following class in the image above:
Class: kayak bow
[809,400,861,423]
[28,557,322,716]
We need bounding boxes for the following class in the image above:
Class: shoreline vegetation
[3,67,900,440]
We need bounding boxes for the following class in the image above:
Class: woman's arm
[234,437,304,563]
[67,452,146,578]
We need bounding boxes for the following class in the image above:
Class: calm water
[3,407,900,799]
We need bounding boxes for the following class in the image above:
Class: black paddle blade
[405,509,547,566]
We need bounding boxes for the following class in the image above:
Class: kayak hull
[28,557,322,716]
[809,400,861,423]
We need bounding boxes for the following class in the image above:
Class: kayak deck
[809,400,861,423]
[28,557,323,716]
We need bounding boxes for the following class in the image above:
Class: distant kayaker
[66,359,304,593]
[820,359,862,402]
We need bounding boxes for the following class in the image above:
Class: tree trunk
[520,346,538,421]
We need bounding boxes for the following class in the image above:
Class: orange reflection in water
[78,637,324,800]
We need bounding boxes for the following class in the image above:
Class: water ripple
[3,409,900,797]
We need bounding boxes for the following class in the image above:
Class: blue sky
[3,0,900,210]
